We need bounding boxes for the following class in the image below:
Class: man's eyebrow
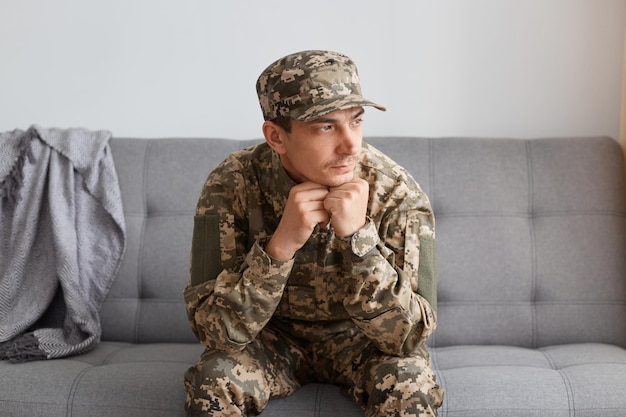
[309,108,366,124]
[352,108,366,119]
[309,115,339,124]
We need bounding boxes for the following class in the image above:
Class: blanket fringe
[0,332,47,363]
[0,127,37,205]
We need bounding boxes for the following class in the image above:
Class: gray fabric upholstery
[1,136,624,416]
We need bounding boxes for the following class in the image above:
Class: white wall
[1,0,625,139]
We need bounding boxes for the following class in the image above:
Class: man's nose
[337,127,361,154]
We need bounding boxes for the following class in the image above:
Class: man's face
[276,107,364,187]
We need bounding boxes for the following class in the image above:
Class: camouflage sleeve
[184,158,293,353]
[341,193,437,356]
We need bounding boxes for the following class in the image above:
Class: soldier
[184,50,443,416]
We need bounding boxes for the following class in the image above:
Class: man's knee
[184,349,269,417]
[363,353,444,417]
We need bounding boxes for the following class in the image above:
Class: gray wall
[1,0,625,139]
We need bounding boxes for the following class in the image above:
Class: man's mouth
[328,158,357,170]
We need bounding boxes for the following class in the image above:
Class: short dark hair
[271,116,292,133]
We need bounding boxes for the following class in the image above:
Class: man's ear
[262,121,287,154]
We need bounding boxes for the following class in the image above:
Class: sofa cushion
[0,342,201,417]
[432,343,626,417]
[2,342,624,416]
[102,138,259,344]
[0,341,365,417]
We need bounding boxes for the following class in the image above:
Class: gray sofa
[1,136,625,417]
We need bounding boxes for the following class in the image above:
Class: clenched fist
[265,182,330,260]
[265,179,369,260]
[324,178,369,237]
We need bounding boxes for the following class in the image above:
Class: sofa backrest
[104,138,259,344]
[104,137,626,348]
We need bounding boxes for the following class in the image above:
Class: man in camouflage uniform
[184,50,443,416]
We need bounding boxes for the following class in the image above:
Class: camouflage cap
[256,50,386,122]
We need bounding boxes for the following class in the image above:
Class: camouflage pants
[184,325,443,417]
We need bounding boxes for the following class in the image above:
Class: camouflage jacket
[185,142,437,356]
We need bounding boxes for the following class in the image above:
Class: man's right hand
[264,182,330,261]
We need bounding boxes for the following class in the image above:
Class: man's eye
[319,125,332,132]
[351,118,363,127]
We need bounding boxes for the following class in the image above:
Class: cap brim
[291,95,386,122]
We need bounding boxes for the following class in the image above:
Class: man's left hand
[324,178,369,237]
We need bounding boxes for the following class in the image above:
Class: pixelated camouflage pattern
[185,326,443,416]
[184,141,441,415]
[184,328,304,416]
[256,50,386,121]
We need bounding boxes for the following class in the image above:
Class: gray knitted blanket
[0,125,126,363]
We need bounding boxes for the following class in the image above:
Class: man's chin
[324,174,354,187]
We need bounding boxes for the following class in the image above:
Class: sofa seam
[132,210,192,217]
[437,300,626,305]
[434,361,626,372]
[69,402,181,413]
[441,407,577,414]
[526,139,539,349]
[314,383,324,417]
[557,368,576,417]
[541,348,575,416]
[436,210,625,218]
[132,140,151,343]
[435,363,561,371]
[103,297,187,302]
[66,366,93,417]
[99,344,135,365]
